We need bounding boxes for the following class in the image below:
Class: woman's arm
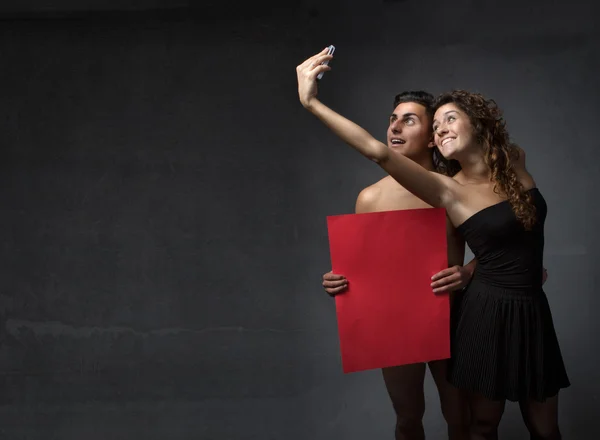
[296,49,459,209]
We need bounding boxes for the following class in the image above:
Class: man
[320,90,475,440]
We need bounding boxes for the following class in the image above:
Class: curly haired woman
[296,48,570,440]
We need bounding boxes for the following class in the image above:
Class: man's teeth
[391,139,405,144]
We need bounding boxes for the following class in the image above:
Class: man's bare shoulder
[356,176,433,213]
[355,177,403,213]
[355,180,384,210]
[357,176,405,200]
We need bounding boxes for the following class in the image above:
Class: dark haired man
[322,90,474,440]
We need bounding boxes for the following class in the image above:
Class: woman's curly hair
[433,90,536,230]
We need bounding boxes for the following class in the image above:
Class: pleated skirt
[448,278,570,402]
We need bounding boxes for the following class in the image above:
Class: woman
[296,48,570,439]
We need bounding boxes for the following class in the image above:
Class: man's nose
[390,120,402,133]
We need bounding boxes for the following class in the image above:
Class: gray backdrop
[0,0,597,438]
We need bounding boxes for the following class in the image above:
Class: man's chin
[388,143,408,153]
[390,144,423,159]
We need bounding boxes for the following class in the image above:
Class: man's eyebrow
[390,112,420,118]
[390,112,419,119]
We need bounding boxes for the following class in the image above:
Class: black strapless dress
[448,188,570,402]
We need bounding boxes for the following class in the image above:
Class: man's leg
[381,363,427,440]
[428,359,470,440]
[466,392,506,440]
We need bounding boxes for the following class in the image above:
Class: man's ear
[428,135,435,149]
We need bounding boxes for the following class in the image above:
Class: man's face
[386,102,433,160]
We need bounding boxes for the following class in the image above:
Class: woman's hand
[296,47,333,109]
[431,265,473,294]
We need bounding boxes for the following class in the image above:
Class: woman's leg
[519,394,561,440]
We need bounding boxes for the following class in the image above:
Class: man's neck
[412,154,435,172]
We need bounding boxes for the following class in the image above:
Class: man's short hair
[393,91,435,120]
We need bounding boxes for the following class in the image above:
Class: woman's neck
[458,154,491,184]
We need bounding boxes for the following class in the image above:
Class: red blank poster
[326,208,450,373]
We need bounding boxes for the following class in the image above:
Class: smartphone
[317,45,335,80]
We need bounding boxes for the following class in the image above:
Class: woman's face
[432,103,477,160]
